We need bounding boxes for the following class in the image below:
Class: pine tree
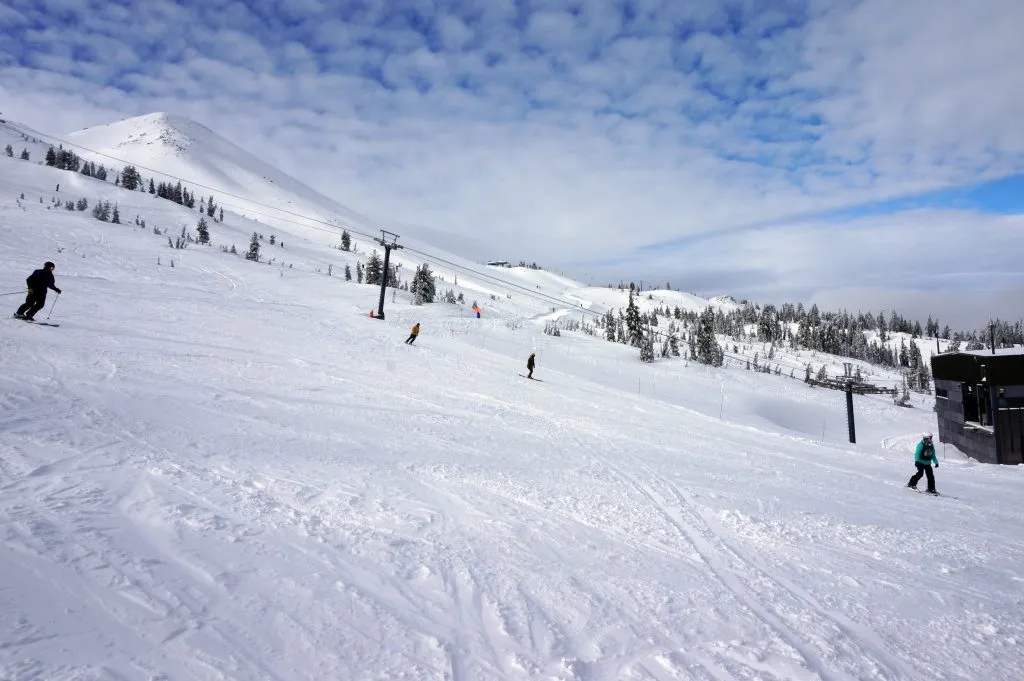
[121,165,140,191]
[76,198,88,211]
[196,217,210,244]
[757,305,779,342]
[4,144,12,157]
[45,146,57,166]
[149,178,156,194]
[245,232,260,261]
[219,207,223,222]
[412,263,436,304]
[207,195,216,217]
[20,149,29,160]
[92,200,111,222]
[340,230,351,251]
[269,234,276,245]
[230,244,237,255]
[111,204,120,224]
[695,306,723,366]
[669,326,680,356]
[356,262,364,284]
[639,324,655,363]
[604,310,616,341]
[95,165,108,181]
[344,264,352,281]
[625,289,642,347]
[365,250,384,286]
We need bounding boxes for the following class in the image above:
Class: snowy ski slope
[3,119,1024,681]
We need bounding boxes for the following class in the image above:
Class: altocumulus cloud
[1,0,1023,324]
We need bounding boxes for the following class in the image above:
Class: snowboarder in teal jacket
[907,433,939,494]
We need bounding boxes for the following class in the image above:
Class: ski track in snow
[3,137,1024,680]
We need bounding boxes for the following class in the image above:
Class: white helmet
[923,432,933,440]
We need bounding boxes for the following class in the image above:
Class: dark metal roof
[932,351,1024,385]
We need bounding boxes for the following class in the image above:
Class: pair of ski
[519,374,542,382]
[908,487,957,500]
[10,314,59,327]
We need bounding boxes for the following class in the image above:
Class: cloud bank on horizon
[1,0,1023,326]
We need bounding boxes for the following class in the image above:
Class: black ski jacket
[26,268,59,294]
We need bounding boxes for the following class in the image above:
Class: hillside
[3,121,1024,681]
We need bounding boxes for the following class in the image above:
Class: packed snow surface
[3,124,1024,681]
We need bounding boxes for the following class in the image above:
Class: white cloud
[437,14,474,51]
[525,11,579,52]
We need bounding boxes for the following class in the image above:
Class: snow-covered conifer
[364,250,384,286]
[245,232,260,261]
[412,263,436,304]
[625,289,642,347]
[695,307,723,366]
[196,217,210,245]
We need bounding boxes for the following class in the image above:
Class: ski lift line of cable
[34,127,911,379]
[33,126,731,327]
[34,128,612,315]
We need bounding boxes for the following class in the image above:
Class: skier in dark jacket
[15,262,61,321]
[526,352,536,379]
[907,432,939,494]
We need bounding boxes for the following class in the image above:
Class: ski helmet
[923,432,933,440]
[44,261,55,269]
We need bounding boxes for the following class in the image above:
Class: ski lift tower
[375,230,403,320]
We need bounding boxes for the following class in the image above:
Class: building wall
[934,379,999,464]
[997,409,1024,465]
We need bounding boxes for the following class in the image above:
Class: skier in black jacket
[15,262,61,321]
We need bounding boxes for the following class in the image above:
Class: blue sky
[2,0,1023,325]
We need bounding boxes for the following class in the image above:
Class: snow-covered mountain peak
[66,111,382,242]
[70,111,255,163]
[69,112,211,156]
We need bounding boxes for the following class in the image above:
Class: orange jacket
[410,323,420,336]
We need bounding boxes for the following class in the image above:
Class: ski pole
[0,291,27,296]
[46,294,59,320]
